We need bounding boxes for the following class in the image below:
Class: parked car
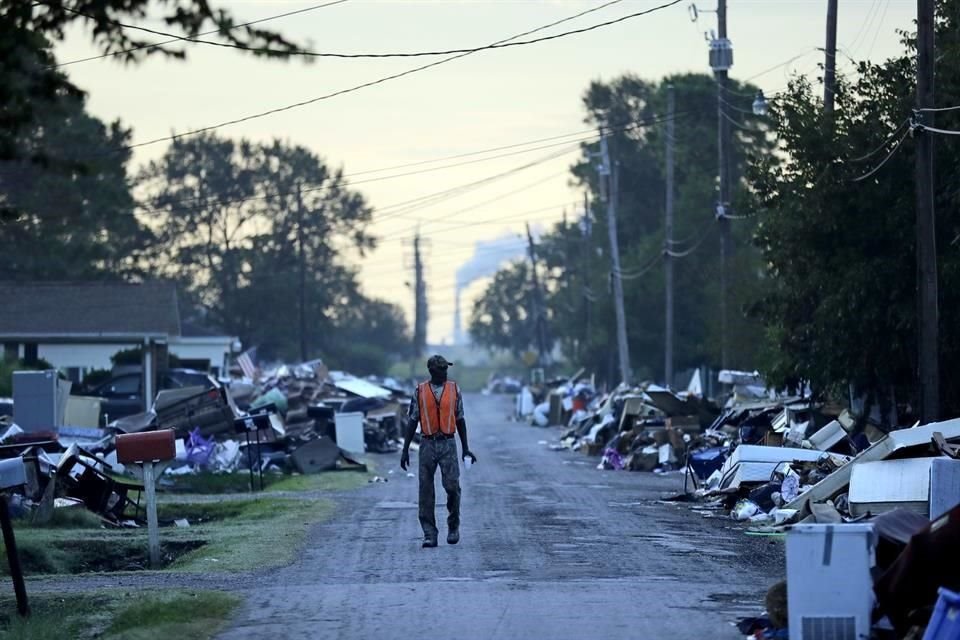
[78,368,217,421]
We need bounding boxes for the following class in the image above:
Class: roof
[0,281,181,339]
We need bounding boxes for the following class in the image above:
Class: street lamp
[752,90,768,116]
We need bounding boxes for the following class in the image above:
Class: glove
[400,449,410,471]
[462,450,477,464]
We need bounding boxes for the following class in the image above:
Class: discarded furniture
[785,418,960,519]
[718,445,833,490]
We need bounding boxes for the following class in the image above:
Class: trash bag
[600,447,624,471]
[731,499,761,521]
[185,428,216,467]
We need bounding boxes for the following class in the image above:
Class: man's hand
[462,450,477,464]
[400,448,410,471]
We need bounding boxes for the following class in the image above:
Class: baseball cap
[427,355,454,369]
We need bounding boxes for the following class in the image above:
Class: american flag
[236,347,258,379]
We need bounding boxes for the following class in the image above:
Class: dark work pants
[418,437,461,538]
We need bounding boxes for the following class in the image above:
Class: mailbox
[0,458,26,490]
[116,430,176,464]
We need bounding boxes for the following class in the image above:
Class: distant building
[0,282,238,383]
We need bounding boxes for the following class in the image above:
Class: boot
[447,529,460,545]
[422,535,438,548]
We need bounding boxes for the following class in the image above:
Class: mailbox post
[235,409,274,493]
[116,430,175,568]
[0,457,29,617]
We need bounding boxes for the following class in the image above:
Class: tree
[472,74,772,385]
[748,1,960,421]
[469,261,543,358]
[140,134,383,362]
[323,296,410,375]
[0,42,150,279]
[0,0,307,220]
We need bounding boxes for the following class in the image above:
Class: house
[0,282,239,405]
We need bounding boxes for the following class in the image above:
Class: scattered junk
[521,365,960,638]
[0,357,407,533]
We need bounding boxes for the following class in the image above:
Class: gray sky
[54,0,914,343]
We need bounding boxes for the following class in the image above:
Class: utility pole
[711,0,733,371]
[599,129,631,385]
[916,0,940,422]
[824,0,839,114]
[526,222,550,367]
[664,85,676,388]
[412,231,428,361]
[296,184,308,362]
[582,191,593,359]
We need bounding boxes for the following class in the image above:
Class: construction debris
[0,358,409,527]
[521,366,960,638]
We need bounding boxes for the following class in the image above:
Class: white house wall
[35,338,234,377]
[169,337,235,375]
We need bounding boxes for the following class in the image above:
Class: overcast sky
[53,0,914,343]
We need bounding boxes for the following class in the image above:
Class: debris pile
[0,361,411,526]
[521,366,960,637]
[524,370,716,474]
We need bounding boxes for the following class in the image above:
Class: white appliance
[787,523,876,640]
[12,370,71,433]
[334,412,366,456]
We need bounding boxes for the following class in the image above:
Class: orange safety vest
[418,381,457,436]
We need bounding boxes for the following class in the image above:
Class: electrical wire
[850,128,910,183]
[375,201,577,248]
[743,48,819,84]
[125,0,678,150]
[49,0,352,69]
[405,175,572,228]
[614,253,663,280]
[372,149,577,223]
[847,0,882,56]
[919,125,960,136]
[136,111,685,220]
[720,109,766,133]
[664,225,713,258]
[847,119,909,163]
[866,0,891,61]
[60,0,682,61]
[135,140,579,218]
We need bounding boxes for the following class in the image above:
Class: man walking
[400,355,477,548]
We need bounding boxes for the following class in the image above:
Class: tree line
[0,1,407,374]
[471,1,960,422]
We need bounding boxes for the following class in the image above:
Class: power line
[371,148,578,222]
[850,128,910,182]
[848,119,909,162]
[68,0,682,61]
[614,252,664,281]
[133,110,685,219]
[396,170,570,228]
[135,140,580,218]
[49,0,352,69]
[124,0,679,150]
[920,125,960,136]
[377,200,577,247]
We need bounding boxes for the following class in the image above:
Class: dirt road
[218,393,782,639]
